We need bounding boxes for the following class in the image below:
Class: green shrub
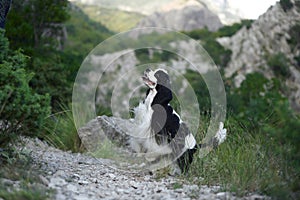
[267,53,291,79]
[288,23,300,50]
[183,28,232,67]
[295,55,300,69]
[184,69,211,113]
[216,20,254,37]
[0,31,51,147]
[29,50,72,110]
[183,28,212,40]
[5,0,69,53]
[227,73,288,130]
[202,38,232,67]
[135,48,177,65]
[280,0,294,12]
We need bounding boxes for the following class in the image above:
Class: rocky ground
[3,138,269,200]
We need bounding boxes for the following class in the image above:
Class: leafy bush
[216,20,254,37]
[64,4,112,56]
[135,48,177,65]
[4,1,116,111]
[29,50,73,110]
[267,53,291,79]
[280,0,294,12]
[295,55,300,70]
[288,23,300,50]
[183,28,232,67]
[5,0,69,53]
[227,73,287,129]
[184,69,211,113]
[0,30,50,147]
[202,38,232,67]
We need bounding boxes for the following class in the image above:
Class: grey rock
[14,137,271,200]
[0,178,15,186]
[132,4,223,38]
[107,173,117,180]
[66,184,79,193]
[49,177,67,188]
[78,115,131,152]
[216,192,233,199]
[78,180,89,185]
[129,180,139,189]
[218,0,300,111]
[38,175,49,186]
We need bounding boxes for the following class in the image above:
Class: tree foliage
[267,53,291,79]
[0,30,51,147]
[5,0,69,53]
[4,0,74,110]
[280,0,294,12]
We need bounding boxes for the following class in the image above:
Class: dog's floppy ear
[154,70,171,88]
[151,69,172,105]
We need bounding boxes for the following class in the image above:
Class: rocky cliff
[218,0,300,110]
[71,0,245,25]
[135,1,223,33]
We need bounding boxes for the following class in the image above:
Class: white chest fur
[129,89,172,160]
[144,89,157,109]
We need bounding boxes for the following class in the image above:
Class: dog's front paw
[215,122,227,145]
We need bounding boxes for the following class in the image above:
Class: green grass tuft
[42,104,82,153]
[187,117,299,199]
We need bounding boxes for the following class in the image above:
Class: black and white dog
[129,68,227,173]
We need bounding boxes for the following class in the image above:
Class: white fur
[143,69,168,89]
[216,122,227,144]
[129,89,172,161]
[184,133,196,149]
[145,70,157,89]
[172,108,183,124]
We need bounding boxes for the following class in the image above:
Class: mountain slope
[218,0,300,110]
[72,3,144,32]
[71,0,246,25]
[135,1,223,32]
[65,4,113,54]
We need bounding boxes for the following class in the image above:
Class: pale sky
[230,0,278,19]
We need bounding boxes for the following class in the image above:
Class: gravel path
[19,138,268,200]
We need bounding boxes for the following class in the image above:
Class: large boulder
[78,115,130,151]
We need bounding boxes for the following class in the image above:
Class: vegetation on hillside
[0,30,51,147]
[184,68,300,198]
[75,3,144,33]
[131,20,300,198]
[64,4,113,57]
[280,0,294,12]
[0,21,53,200]
[1,0,299,199]
[182,20,253,68]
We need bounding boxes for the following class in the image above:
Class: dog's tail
[200,122,227,149]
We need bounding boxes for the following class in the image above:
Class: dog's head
[142,68,170,89]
